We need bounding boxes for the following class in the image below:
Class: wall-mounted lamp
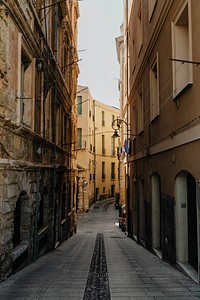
[111,118,138,139]
[111,118,128,138]
[113,129,120,138]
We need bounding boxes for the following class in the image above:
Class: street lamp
[111,118,128,138]
[111,117,137,238]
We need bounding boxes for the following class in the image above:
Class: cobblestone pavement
[0,198,200,299]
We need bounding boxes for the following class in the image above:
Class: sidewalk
[0,199,199,299]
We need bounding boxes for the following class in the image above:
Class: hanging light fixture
[112,129,120,138]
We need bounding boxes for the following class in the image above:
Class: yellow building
[76,86,96,211]
[77,86,120,211]
[94,100,120,200]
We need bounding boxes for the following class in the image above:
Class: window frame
[171,0,193,99]
[77,128,82,148]
[77,96,82,115]
[19,46,33,127]
[150,53,160,121]
[136,1,143,57]
[149,0,157,21]
[137,86,144,134]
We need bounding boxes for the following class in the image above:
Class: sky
[77,0,124,108]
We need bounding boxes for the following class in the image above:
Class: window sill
[173,82,193,100]
[11,240,29,262]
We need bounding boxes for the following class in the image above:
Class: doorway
[175,172,198,271]
[151,174,161,250]
[187,174,198,270]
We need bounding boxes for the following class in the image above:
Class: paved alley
[0,198,200,299]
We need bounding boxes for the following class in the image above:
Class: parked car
[119,204,126,232]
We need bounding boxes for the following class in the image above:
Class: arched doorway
[187,174,198,270]
[175,172,198,271]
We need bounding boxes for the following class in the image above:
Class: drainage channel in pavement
[83,233,111,300]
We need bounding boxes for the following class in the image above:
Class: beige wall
[77,86,120,209]
[126,0,200,279]
[76,86,95,210]
[116,24,127,207]
[94,100,120,200]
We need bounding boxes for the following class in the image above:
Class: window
[171,1,193,98]
[77,96,82,115]
[20,49,32,126]
[138,87,144,133]
[63,115,69,149]
[102,135,106,155]
[132,104,136,137]
[56,104,61,145]
[35,61,42,134]
[130,36,136,75]
[102,162,106,180]
[150,53,159,121]
[111,185,115,197]
[77,128,82,148]
[102,111,105,126]
[111,162,115,180]
[149,0,157,21]
[136,2,143,56]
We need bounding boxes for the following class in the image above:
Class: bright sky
[78,0,124,108]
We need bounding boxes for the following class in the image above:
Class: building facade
[0,0,79,281]
[76,86,120,211]
[123,0,200,283]
[94,100,120,201]
[116,25,127,208]
[76,86,96,211]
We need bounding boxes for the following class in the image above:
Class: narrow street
[0,199,200,300]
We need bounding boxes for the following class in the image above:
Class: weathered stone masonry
[0,0,79,281]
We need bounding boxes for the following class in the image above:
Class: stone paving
[0,198,200,299]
